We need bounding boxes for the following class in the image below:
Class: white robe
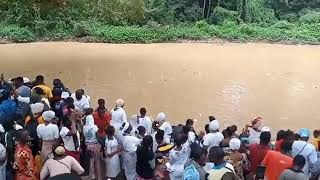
[122,135,139,180]
[105,137,121,178]
[0,143,6,180]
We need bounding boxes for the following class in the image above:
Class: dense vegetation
[0,0,320,43]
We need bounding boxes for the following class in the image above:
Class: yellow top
[33,85,53,99]
[311,137,320,151]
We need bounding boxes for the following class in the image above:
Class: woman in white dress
[105,126,121,179]
[121,122,140,180]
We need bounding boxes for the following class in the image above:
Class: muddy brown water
[1,42,320,133]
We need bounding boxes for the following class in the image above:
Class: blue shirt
[0,99,17,124]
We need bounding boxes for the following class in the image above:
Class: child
[105,126,121,179]
[136,126,146,142]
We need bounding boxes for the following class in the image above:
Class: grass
[1,20,320,44]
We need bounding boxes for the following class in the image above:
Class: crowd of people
[0,74,320,180]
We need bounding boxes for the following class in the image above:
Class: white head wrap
[42,111,55,122]
[54,146,66,155]
[61,92,70,99]
[23,77,30,84]
[229,138,241,150]
[30,103,45,115]
[209,120,219,131]
[83,115,95,134]
[261,126,270,132]
[116,99,124,107]
[157,112,166,123]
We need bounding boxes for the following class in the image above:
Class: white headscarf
[157,112,166,123]
[42,111,55,122]
[116,99,124,107]
[30,103,45,115]
[209,120,219,132]
[229,138,241,150]
[83,115,95,133]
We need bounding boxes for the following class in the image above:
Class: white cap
[116,99,124,107]
[61,92,70,99]
[157,112,166,122]
[261,126,270,132]
[42,111,55,122]
[209,120,219,131]
[23,77,30,84]
[229,138,241,150]
[30,103,45,115]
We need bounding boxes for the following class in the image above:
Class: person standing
[291,128,318,175]
[202,120,224,150]
[60,113,81,162]
[183,147,207,180]
[262,140,294,180]
[121,122,140,180]
[104,126,121,179]
[72,89,90,113]
[13,129,36,180]
[14,77,31,98]
[111,99,127,139]
[83,115,102,180]
[52,78,70,94]
[32,75,53,99]
[0,89,17,124]
[157,112,172,143]
[137,107,152,135]
[279,155,309,180]
[93,105,111,144]
[0,143,6,180]
[136,135,155,180]
[37,111,60,162]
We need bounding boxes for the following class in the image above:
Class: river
[1,42,320,133]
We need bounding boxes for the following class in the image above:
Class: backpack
[183,164,200,180]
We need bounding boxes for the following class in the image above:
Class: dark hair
[174,134,183,147]
[140,107,146,116]
[281,140,293,154]
[155,129,164,141]
[64,97,74,105]
[16,129,28,143]
[182,125,191,134]
[52,88,62,97]
[33,87,45,95]
[314,130,320,138]
[15,77,24,83]
[36,75,44,83]
[294,133,301,141]
[276,130,286,141]
[105,126,115,137]
[260,131,271,144]
[85,108,94,116]
[75,89,83,99]
[293,155,305,169]
[191,146,207,160]
[229,125,237,133]
[137,126,146,135]
[186,119,194,127]
[142,135,153,149]
[2,120,15,132]
[98,99,105,106]
[209,116,215,122]
[205,124,209,134]
[208,146,224,162]
[62,116,72,128]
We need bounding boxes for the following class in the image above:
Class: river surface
[1,42,320,132]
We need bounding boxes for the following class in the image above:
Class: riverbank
[1,21,320,45]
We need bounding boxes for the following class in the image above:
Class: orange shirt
[262,150,293,180]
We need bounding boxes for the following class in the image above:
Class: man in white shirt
[71,89,90,113]
[157,112,172,143]
[137,107,152,135]
[111,99,128,139]
[291,128,318,175]
[202,120,224,150]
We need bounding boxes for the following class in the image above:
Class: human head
[62,116,72,129]
[105,126,115,137]
[292,155,305,170]
[229,138,241,151]
[2,120,15,132]
[298,128,310,142]
[155,129,165,144]
[276,130,286,141]
[209,116,215,122]
[52,88,62,98]
[52,144,66,158]
[208,146,224,165]
[281,140,293,154]
[140,107,146,116]
[97,106,106,117]
[182,125,191,135]
[186,119,194,127]
[314,130,320,138]
[98,99,105,108]
[16,129,30,144]
[260,131,271,145]
[14,76,24,88]
[252,117,263,130]
[209,120,219,132]
[229,125,237,134]
[85,108,94,116]
[121,122,132,134]
[75,89,83,100]
[191,147,207,166]
[116,99,124,107]
[53,79,62,88]
[142,135,153,149]
[157,112,166,123]
[33,87,45,96]
[42,111,55,123]
[137,126,146,137]
[35,75,44,85]
[64,97,74,106]
[0,89,10,102]
[85,115,94,126]
[174,134,183,147]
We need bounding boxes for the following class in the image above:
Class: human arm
[40,162,49,180]
[309,147,318,164]
[122,110,128,123]
[70,157,85,175]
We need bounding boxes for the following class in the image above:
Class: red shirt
[262,150,293,180]
[93,111,111,137]
[249,143,270,173]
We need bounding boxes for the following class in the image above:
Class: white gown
[0,143,6,180]
[122,135,140,180]
[105,137,121,178]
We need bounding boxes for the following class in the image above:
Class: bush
[299,10,320,24]
[0,24,35,42]
[210,7,238,24]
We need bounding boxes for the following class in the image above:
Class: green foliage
[245,0,277,23]
[0,24,35,42]
[299,10,320,24]
[210,7,238,24]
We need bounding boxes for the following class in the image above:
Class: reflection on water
[1,42,320,132]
